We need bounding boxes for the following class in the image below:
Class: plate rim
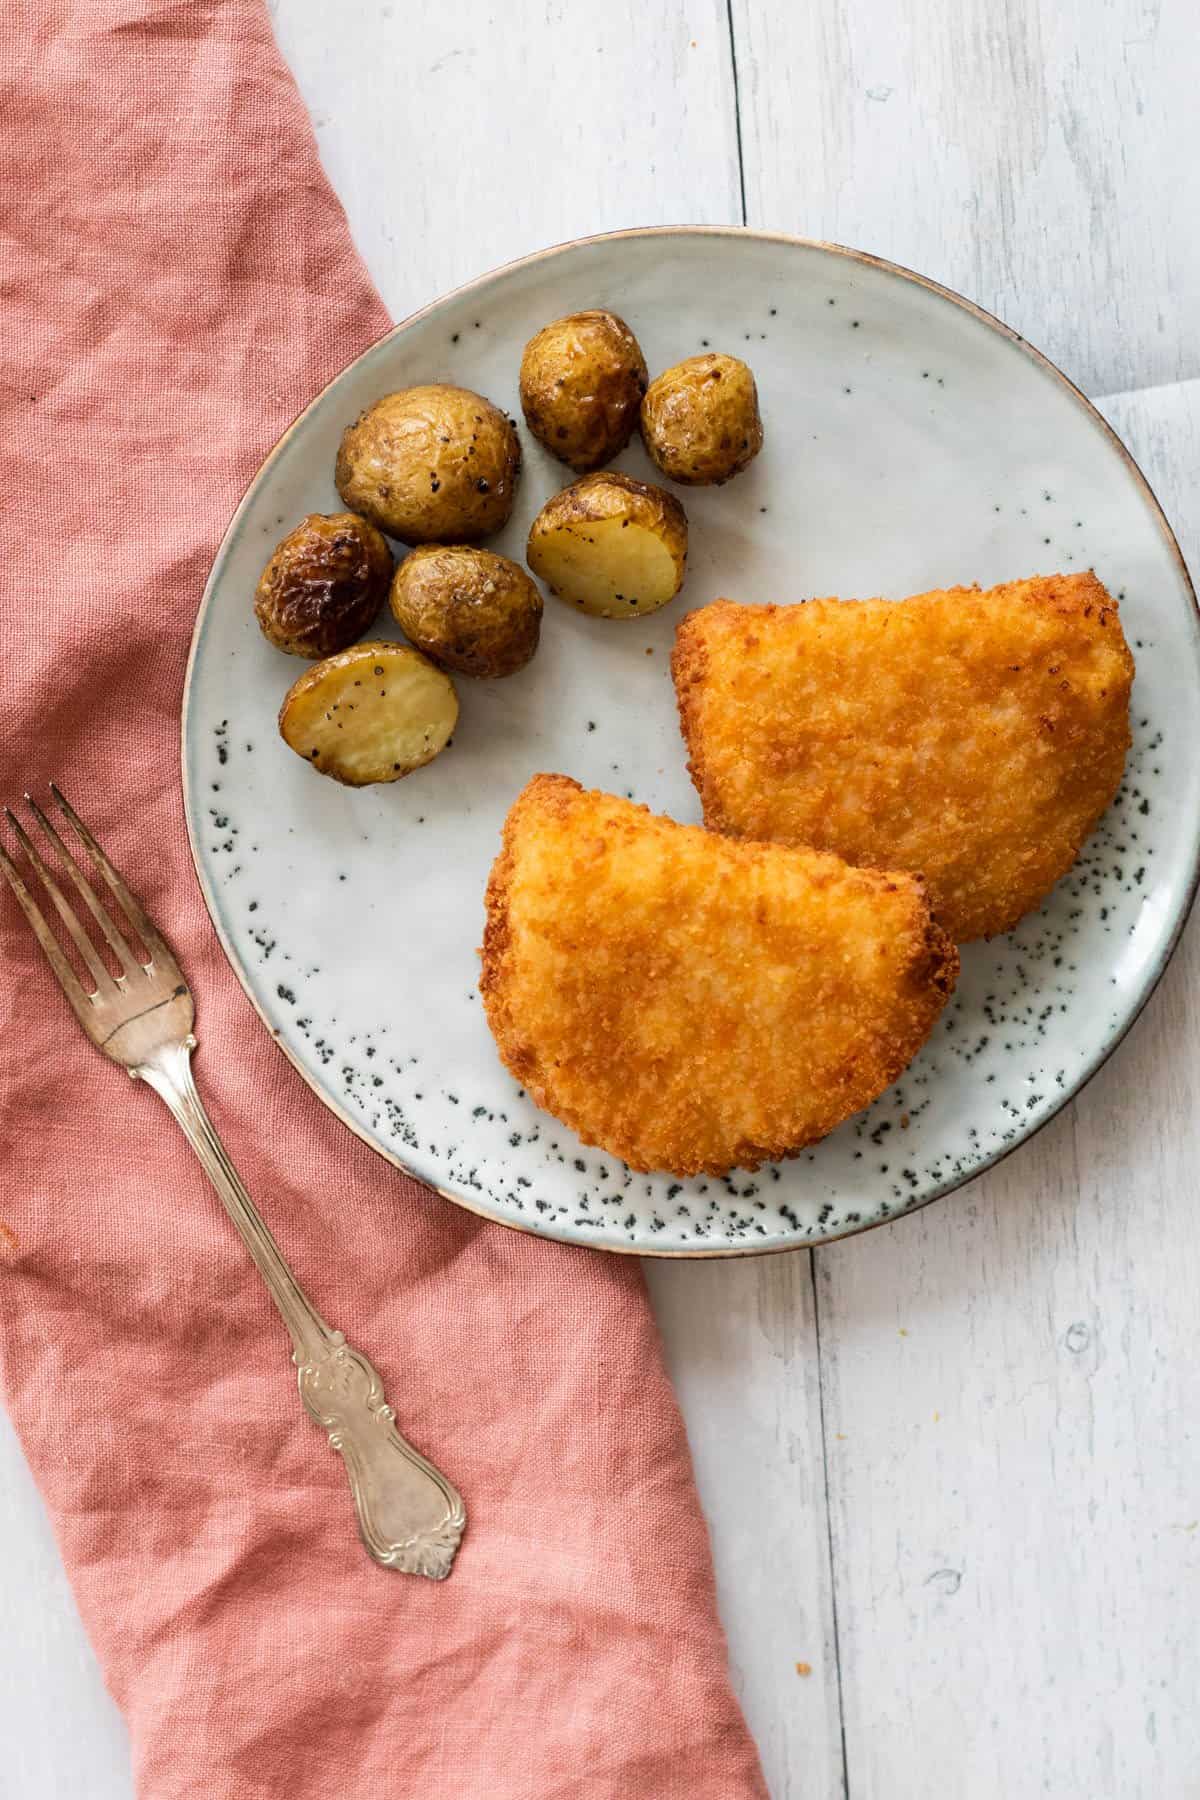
[181,223,1200,1259]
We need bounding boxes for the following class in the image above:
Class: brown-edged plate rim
[181,223,1200,1259]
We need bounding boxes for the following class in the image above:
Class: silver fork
[0,787,465,1580]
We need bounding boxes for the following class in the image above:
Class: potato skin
[254,512,392,657]
[334,385,522,544]
[528,470,688,560]
[519,310,648,472]
[640,352,763,485]
[526,470,688,619]
[390,545,542,679]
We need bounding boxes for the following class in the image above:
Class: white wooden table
[5,4,1198,1794]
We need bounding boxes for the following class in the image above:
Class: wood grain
[270,0,743,318]
[0,1409,130,1797]
[648,1253,845,1798]
[731,0,1200,399]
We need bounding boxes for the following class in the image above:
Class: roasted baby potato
[525,471,687,620]
[334,385,521,544]
[640,352,763,485]
[254,512,393,658]
[390,545,542,679]
[519,309,648,472]
[278,640,458,785]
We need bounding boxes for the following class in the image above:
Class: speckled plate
[183,227,1199,1256]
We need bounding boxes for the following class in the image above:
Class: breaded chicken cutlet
[479,775,958,1177]
[673,573,1134,942]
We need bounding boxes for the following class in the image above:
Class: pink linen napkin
[0,3,767,1795]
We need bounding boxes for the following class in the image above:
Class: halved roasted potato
[390,545,542,679]
[334,384,521,545]
[640,352,763,485]
[525,471,687,619]
[519,310,648,472]
[278,640,458,785]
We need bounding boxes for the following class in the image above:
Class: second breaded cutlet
[480,775,957,1177]
[672,573,1134,941]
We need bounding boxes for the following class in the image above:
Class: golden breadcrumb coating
[672,573,1134,942]
[479,775,958,1177]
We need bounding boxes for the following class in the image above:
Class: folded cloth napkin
[0,4,767,1795]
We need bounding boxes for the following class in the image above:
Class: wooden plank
[729,0,1200,399]
[649,1253,846,1799]
[0,1410,131,1796]
[269,0,744,317]
[805,379,1200,1798]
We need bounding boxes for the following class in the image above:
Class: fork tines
[0,787,177,1025]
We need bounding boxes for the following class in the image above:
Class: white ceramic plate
[183,227,1199,1257]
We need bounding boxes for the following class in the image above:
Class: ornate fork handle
[136,1037,465,1579]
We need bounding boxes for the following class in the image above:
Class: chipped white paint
[4,2,1197,1794]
